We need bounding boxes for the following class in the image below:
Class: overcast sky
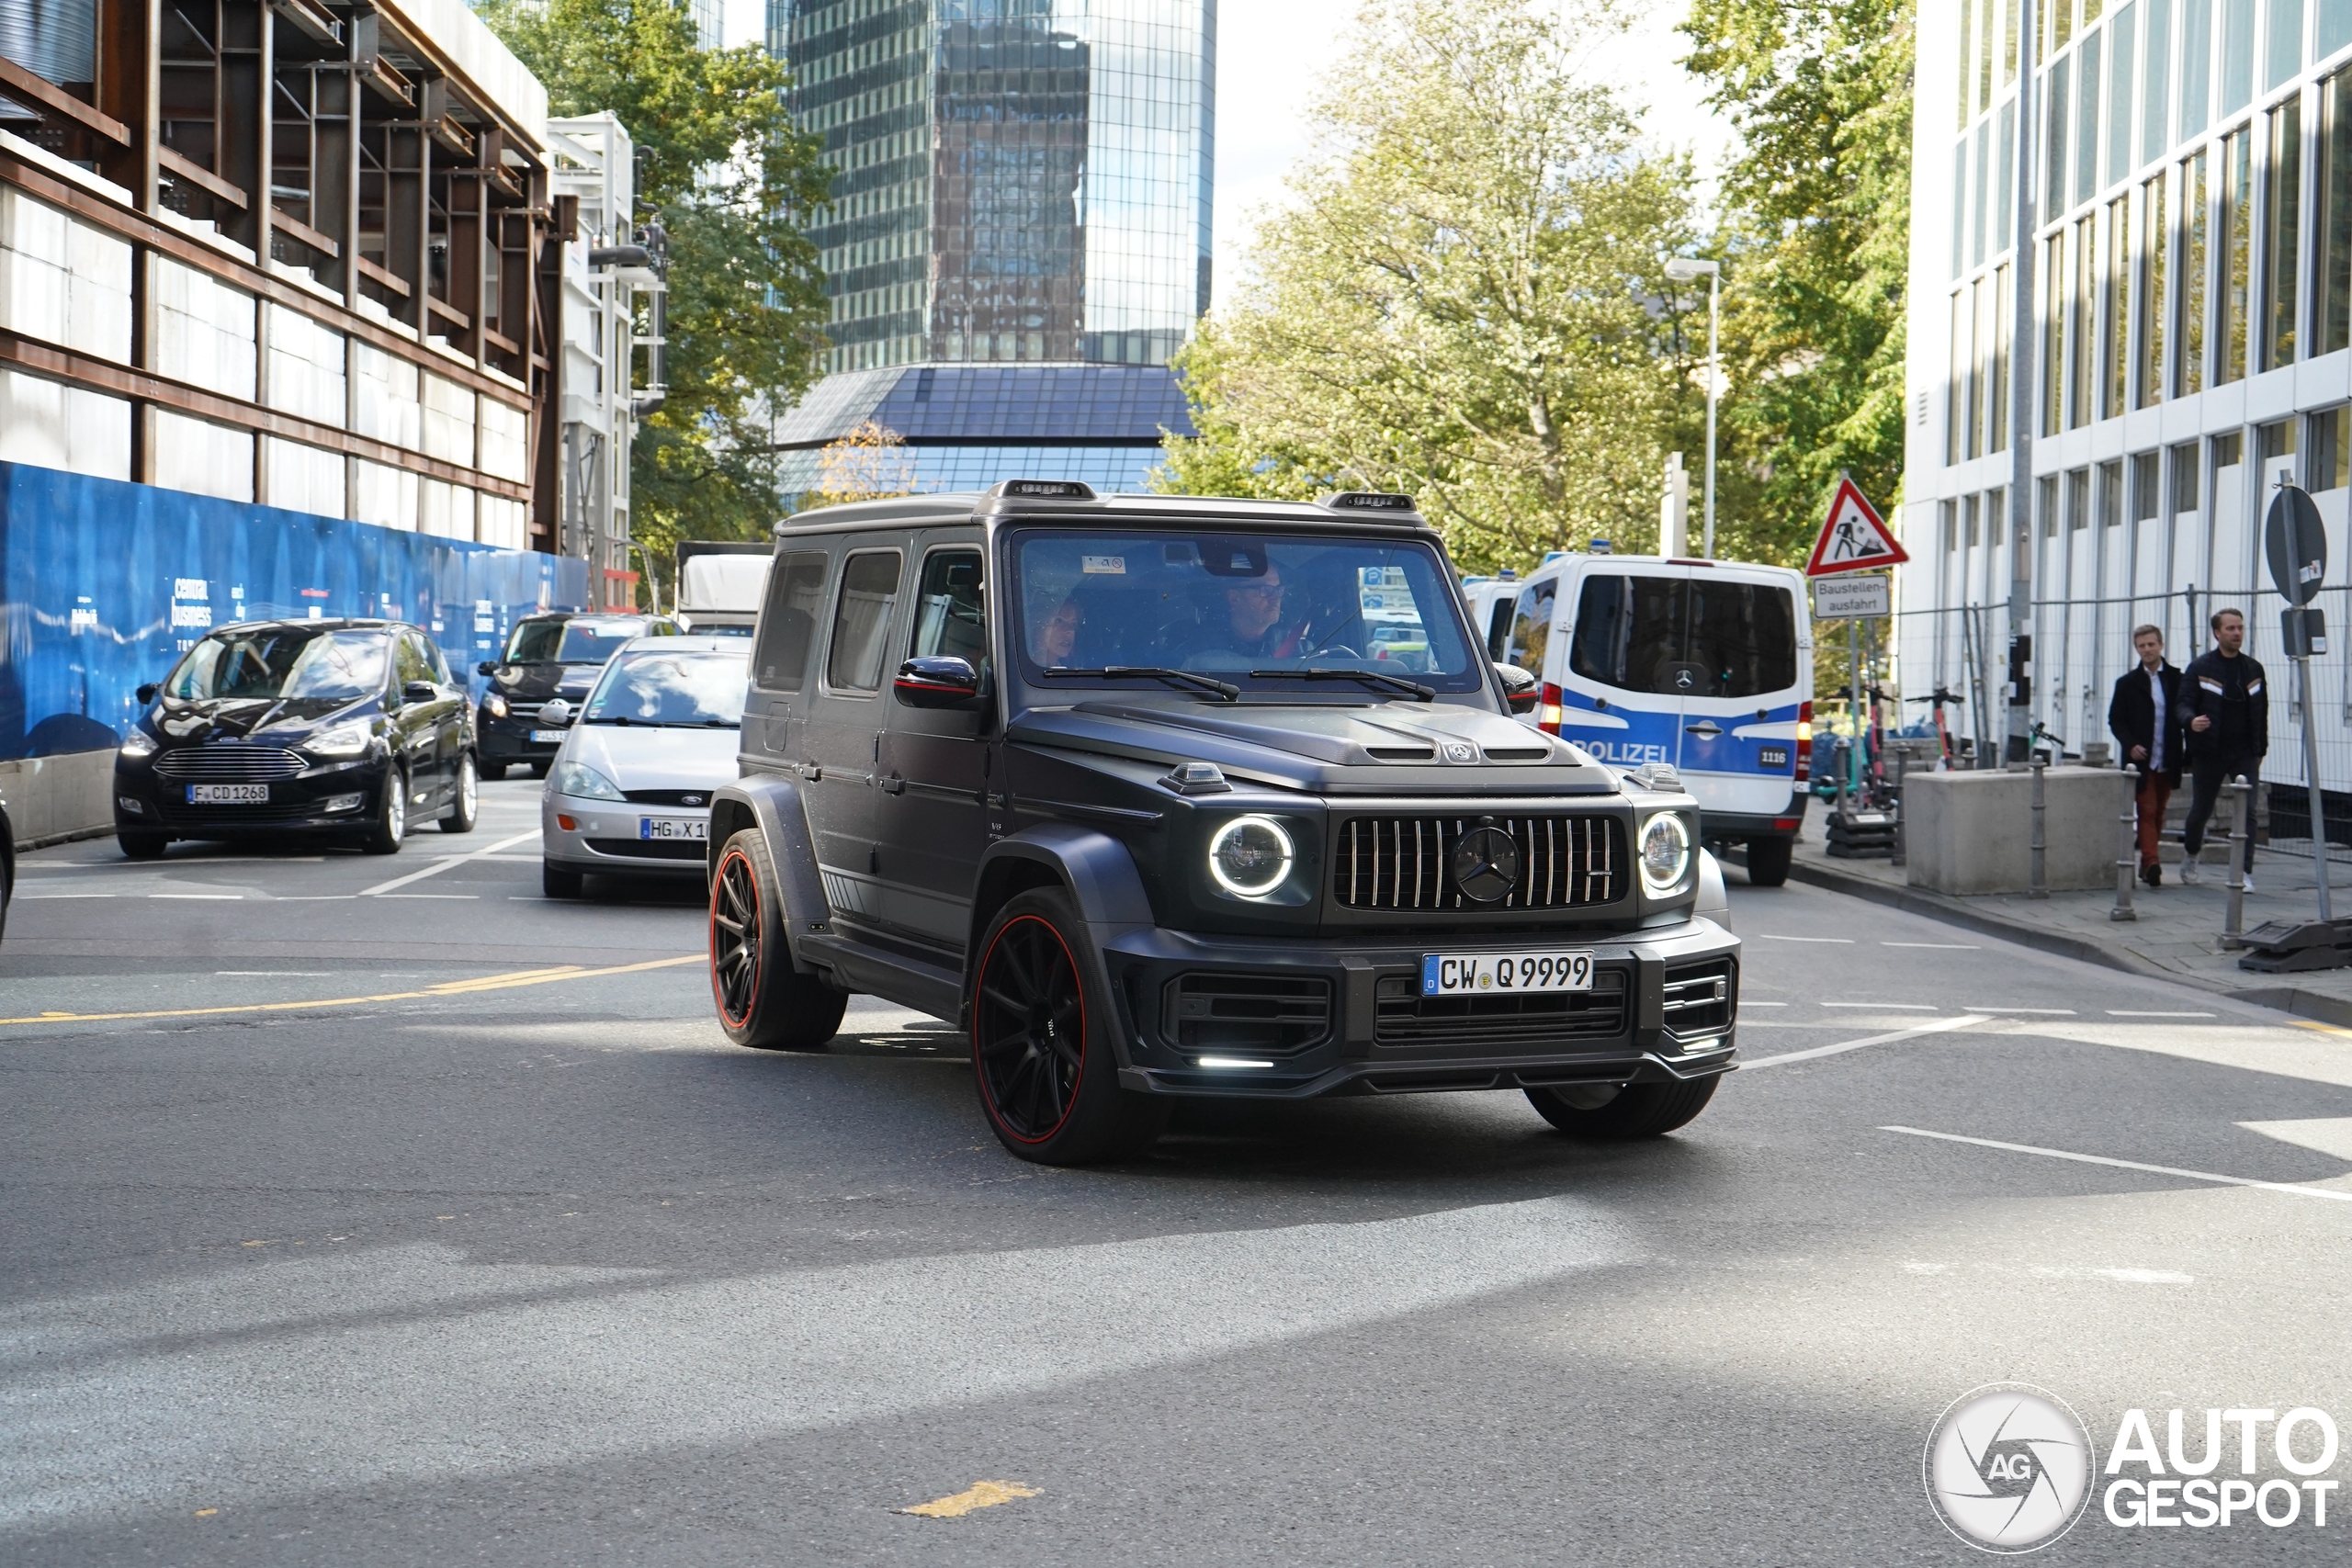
[726,0,1736,317]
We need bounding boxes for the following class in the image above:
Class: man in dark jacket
[2109,624,2186,886]
[2178,607,2268,888]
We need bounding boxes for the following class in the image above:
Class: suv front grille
[1663,957,1736,1040]
[1333,815,1623,911]
[1162,973,1333,1057]
[152,746,306,782]
[622,789,718,807]
[1374,970,1631,1049]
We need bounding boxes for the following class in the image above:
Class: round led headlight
[1207,815,1294,898]
[1639,811,1692,895]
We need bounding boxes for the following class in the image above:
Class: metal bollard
[1892,750,1907,868]
[2222,775,2252,950]
[2030,758,2048,900]
[2112,773,2137,921]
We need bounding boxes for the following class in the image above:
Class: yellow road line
[898,1481,1039,1518]
[2288,1019,2352,1039]
[0,954,704,1027]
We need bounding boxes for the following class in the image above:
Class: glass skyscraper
[768,0,1214,499]
[774,0,1215,372]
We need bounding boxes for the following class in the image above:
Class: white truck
[673,541,772,637]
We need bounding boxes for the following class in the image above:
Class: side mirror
[135,682,160,704]
[538,698,574,728]
[402,681,440,705]
[894,656,985,709]
[477,660,499,678]
[1494,661,1541,716]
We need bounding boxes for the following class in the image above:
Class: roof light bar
[990,479,1099,501]
[1317,491,1419,513]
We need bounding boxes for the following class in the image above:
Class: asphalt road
[6,777,2352,1563]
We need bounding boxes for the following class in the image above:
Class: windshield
[1010,530,1482,694]
[166,628,390,703]
[506,617,650,663]
[582,649,749,727]
[1568,574,1799,699]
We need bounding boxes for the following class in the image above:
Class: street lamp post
[1666,256,1722,558]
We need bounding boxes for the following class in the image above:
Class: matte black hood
[488,663,609,704]
[1007,699,1620,795]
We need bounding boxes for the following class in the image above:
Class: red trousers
[2135,772,2174,868]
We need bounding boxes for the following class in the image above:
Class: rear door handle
[881,773,906,795]
[1684,721,1724,739]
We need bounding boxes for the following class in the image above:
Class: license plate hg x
[1421,951,1594,996]
[639,817,707,841]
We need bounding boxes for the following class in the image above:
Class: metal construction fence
[1894,585,2352,852]
[0,460,590,763]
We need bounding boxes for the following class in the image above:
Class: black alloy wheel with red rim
[709,828,847,1052]
[972,912,1088,1143]
[711,844,763,1032]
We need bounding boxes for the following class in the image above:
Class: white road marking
[0,1199,1632,1525]
[356,829,541,897]
[149,893,242,900]
[19,894,117,900]
[1963,1006,2075,1015]
[1741,1013,1986,1070]
[215,972,332,976]
[379,894,481,900]
[1882,941,1980,949]
[1757,934,1854,943]
[2108,1010,2217,1018]
[1744,1001,1788,1008]
[1818,1001,1937,1010]
[1883,1125,2352,1205]
[274,895,358,901]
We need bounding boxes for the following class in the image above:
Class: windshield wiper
[1041,666,1239,702]
[1250,667,1436,702]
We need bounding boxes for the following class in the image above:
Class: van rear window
[1568,575,1797,699]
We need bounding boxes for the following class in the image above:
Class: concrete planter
[1904,766,2133,895]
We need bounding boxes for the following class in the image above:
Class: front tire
[969,888,1167,1165]
[709,829,848,1051]
[1745,836,1793,886]
[529,761,550,780]
[438,753,480,833]
[119,829,168,861]
[1526,1076,1718,1140]
[362,770,408,854]
[479,760,507,782]
[542,862,584,898]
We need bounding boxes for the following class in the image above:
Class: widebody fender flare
[967,822,1156,1058]
[707,775,832,973]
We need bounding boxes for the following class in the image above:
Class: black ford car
[706,482,1738,1165]
[475,613,676,779]
[113,618,478,858]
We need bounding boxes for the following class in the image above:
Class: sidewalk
[1777,813,2352,1027]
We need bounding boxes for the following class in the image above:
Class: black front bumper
[1098,917,1739,1099]
[113,757,389,838]
[478,713,563,765]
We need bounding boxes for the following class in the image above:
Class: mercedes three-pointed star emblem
[1450,821,1521,903]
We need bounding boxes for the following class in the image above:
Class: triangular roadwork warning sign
[1804,477,1909,577]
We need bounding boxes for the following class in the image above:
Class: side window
[1485,597,1514,660]
[1504,578,1556,679]
[825,549,903,693]
[753,550,830,692]
[910,548,987,664]
[424,637,452,685]
[394,633,433,690]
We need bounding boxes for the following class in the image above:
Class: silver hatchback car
[539,637,746,897]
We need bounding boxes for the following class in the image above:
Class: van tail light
[1537,682,1564,735]
[1794,701,1813,782]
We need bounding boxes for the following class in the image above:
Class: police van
[1493,554,1813,885]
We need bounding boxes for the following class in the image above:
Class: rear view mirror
[894,657,985,709]
[135,682,160,704]
[477,660,498,678]
[1494,662,1540,716]
[401,681,440,705]
[537,699,574,728]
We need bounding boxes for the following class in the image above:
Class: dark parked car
[475,613,677,779]
[113,618,478,858]
[706,481,1737,1166]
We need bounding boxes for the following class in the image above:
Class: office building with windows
[1908,0,2352,795]
[768,0,1212,496]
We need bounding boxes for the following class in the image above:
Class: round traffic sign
[2266,483,2326,605]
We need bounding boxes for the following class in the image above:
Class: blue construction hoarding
[0,460,588,761]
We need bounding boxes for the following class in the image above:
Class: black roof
[775,490,1430,536]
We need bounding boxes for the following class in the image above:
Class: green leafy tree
[478,0,831,598]
[1155,0,1706,573]
[1679,0,1914,565]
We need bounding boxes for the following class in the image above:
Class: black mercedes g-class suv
[706,482,1738,1164]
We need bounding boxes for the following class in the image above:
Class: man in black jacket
[2178,607,2269,888]
[2109,624,2186,886]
